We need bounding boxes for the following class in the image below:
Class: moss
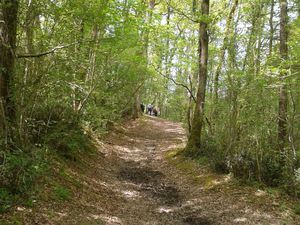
[166,148,221,188]
[165,148,184,159]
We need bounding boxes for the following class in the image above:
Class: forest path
[4,116,298,224]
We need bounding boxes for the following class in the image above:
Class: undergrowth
[0,108,96,213]
[182,136,300,198]
[52,185,71,201]
[168,146,300,217]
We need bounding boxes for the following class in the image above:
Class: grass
[166,147,300,223]
[165,148,223,189]
[53,185,71,201]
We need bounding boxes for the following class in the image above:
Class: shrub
[1,148,47,194]
[43,120,92,160]
[230,152,256,181]
[260,153,282,186]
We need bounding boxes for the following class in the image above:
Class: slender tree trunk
[165,4,171,77]
[187,73,194,135]
[278,0,288,156]
[86,25,99,83]
[132,93,140,119]
[185,0,209,153]
[269,0,274,57]
[0,0,19,142]
[19,0,36,143]
[255,15,266,76]
[213,0,238,101]
[72,19,84,111]
[187,95,193,134]
[242,3,264,72]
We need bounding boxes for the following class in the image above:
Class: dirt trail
[2,116,299,224]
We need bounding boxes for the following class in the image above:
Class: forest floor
[1,116,300,225]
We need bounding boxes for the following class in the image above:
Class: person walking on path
[147,104,153,115]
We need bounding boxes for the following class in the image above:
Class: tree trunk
[132,0,155,119]
[254,15,266,76]
[278,0,288,156]
[185,0,209,153]
[226,9,240,148]
[242,3,264,72]
[0,0,19,141]
[19,0,36,143]
[132,93,140,119]
[269,0,274,57]
[213,0,238,101]
[86,25,99,83]
[187,95,193,134]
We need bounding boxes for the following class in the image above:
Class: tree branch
[152,65,196,102]
[17,40,93,58]
[77,85,97,113]
[167,2,200,23]
[123,81,145,109]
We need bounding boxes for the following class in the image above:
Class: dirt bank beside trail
[1,116,299,225]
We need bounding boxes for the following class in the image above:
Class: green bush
[43,121,92,160]
[1,149,47,194]
[198,138,230,174]
[260,153,282,186]
[0,144,47,212]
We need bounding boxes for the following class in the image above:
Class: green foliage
[295,202,300,215]
[260,153,282,186]
[189,138,229,174]
[44,120,92,160]
[1,148,47,194]
[0,145,47,212]
[1,0,153,211]
[0,188,13,213]
[22,198,34,208]
[53,185,71,201]
[196,156,210,166]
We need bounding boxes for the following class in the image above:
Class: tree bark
[185,0,209,153]
[254,14,266,76]
[19,0,36,143]
[278,0,288,155]
[269,0,274,57]
[0,0,19,138]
